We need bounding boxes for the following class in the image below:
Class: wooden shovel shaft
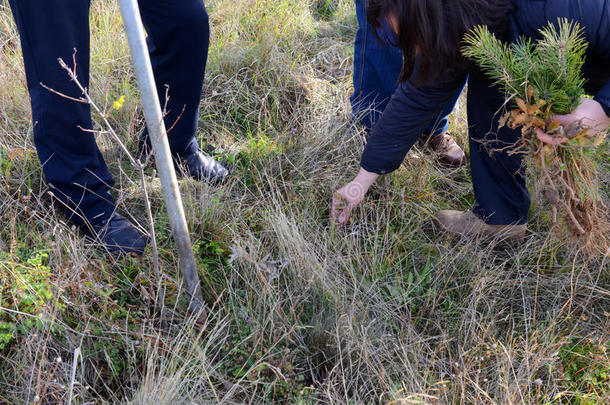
[117,0,205,312]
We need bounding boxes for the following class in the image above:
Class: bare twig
[39,82,87,104]
[57,54,139,169]
[139,164,166,322]
[43,53,167,314]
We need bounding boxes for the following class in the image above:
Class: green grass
[0,0,609,403]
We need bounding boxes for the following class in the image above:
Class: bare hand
[331,181,366,226]
[331,169,379,226]
[535,98,609,145]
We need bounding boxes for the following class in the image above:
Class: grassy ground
[1,0,609,403]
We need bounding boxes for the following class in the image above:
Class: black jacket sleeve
[360,73,467,174]
[594,82,610,116]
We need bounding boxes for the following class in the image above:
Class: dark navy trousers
[350,0,464,133]
[8,0,209,225]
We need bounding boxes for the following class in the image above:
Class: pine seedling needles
[462,19,609,255]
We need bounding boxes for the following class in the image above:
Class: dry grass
[0,0,609,403]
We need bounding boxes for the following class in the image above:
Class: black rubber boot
[82,212,148,255]
[178,150,229,185]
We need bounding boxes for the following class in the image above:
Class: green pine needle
[462,19,587,115]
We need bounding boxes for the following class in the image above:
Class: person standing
[351,0,467,166]
[8,0,229,254]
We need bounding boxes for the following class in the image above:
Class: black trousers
[8,0,209,224]
[466,68,531,225]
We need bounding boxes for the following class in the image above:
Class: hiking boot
[82,212,148,255]
[429,133,466,167]
[433,210,526,241]
[177,149,229,185]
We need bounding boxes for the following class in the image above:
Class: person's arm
[331,168,379,226]
[361,75,467,174]
[331,72,467,225]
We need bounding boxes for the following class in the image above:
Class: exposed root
[512,103,609,257]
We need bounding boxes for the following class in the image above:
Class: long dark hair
[367,0,514,84]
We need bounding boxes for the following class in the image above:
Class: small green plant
[559,338,610,404]
[462,20,587,115]
[0,250,55,350]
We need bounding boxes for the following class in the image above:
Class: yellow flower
[113,95,126,110]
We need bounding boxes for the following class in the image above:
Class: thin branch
[166,104,186,134]
[44,53,168,313]
[57,55,140,169]
[39,82,87,104]
[139,164,166,324]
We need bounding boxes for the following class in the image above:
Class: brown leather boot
[434,210,526,241]
[429,133,466,167]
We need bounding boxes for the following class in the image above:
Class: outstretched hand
[331,182,366,226]
[535,98,609,145]
[331,169,379,226]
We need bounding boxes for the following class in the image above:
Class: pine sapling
[462,19,609,254]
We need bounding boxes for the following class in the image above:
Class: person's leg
[468,70,530,226]
[138,0,207,157]
[7,0,115,225]
[351,0,402,130]
[138,0,228,183]
[8,0,147,254]
[433,70,529,240]
[425,79,468,166]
